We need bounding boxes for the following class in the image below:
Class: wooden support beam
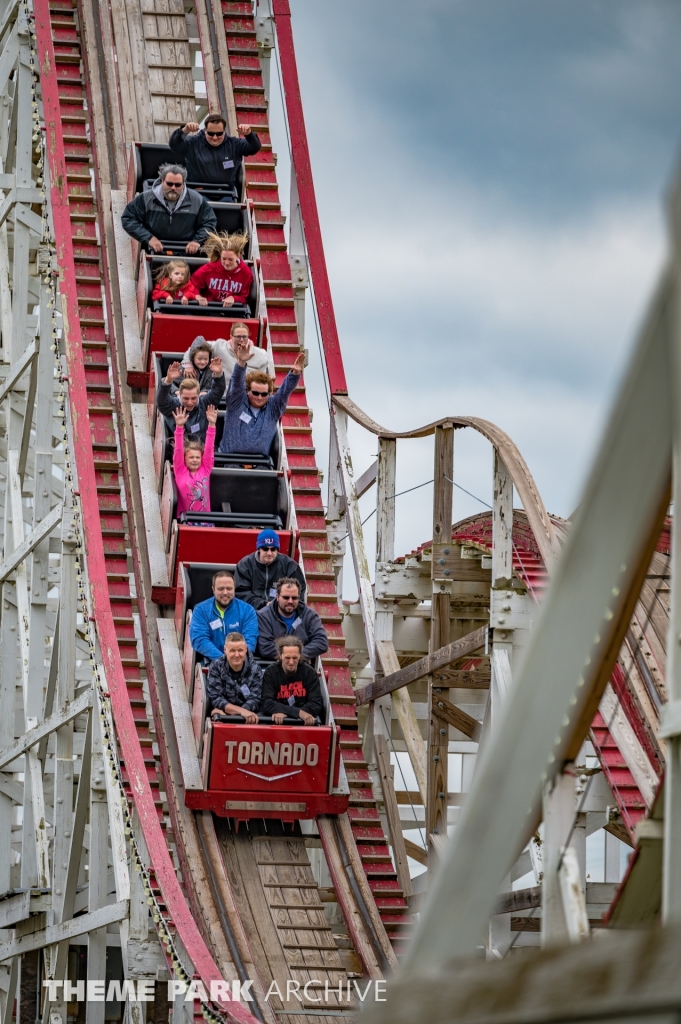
[0,502,62,584]
[494,885,542,916]
[375,638,428,806]
[374,734,413,899]
[0,901,128,963]
[0,687,91,770]
[432,695,481,743]
[427,423,454,843]
[357,625,487,704]
[404,838,427,867]
[396,791,461,806]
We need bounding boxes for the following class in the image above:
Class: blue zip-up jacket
[218,363,300,456]
[189,596,259,660]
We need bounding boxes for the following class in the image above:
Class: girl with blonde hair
[185,230,253,309]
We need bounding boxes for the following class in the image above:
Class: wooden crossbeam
[493,885,542,916]
[0,900,128,962]
[356,625,487,705]
[404,838,427,866]
[433,695,482,742]
[0,686,92,770]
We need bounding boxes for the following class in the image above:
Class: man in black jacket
[256,578,328,662]
[207,632,263,722]
[235,529,306,610]
[157,358,225,442]
[261,636,323,725]
[121,164,217,254]
[169,115,261,188]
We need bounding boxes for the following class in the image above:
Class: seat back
[134,142,245,201]
[135,143,177,193]
[185,561,238,611]
[209,467,281,517]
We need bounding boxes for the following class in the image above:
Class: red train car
[189,718,348,822]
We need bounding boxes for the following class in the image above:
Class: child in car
[172,403,217,515]
[151,259,192,304]
[170,339,214,396]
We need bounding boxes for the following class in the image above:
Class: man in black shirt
[169,114,261,188]
[261,636,323,726]
[206,632,263,723]
[235,529,306,610]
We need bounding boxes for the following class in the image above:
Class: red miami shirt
[185,258,254,303]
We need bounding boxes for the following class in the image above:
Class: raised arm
[225,360,247,413]
[235,126,261,158]
[268,351,304,420]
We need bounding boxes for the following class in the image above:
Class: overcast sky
[268,0,681,570]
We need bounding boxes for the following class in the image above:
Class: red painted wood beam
[272,0,348,396]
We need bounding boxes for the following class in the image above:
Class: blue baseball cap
[257,529,280,550]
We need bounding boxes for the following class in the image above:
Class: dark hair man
[156,357,225,443]
[234,529,306,610]
[121,163,217,255]
[256,577,328,662]
[168,115,261,188]
[261,636,323,726]
[218,337,304,457]
[207,632,262,723]
[190,571,258,661]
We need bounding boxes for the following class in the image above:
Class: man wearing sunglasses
[169,114,261,189]
[121,163,217,255]
[218,337,305,458]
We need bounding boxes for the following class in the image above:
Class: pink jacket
[173,424,215,515]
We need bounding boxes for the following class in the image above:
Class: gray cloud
[271,1,681,555]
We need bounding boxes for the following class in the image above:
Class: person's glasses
[234,335,249,341]
[206,130,225,138]
[249,389,269,397]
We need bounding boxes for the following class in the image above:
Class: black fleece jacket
[234,552,306,610]
[168,128,261,186]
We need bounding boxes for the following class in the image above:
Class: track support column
[427,423,454,849]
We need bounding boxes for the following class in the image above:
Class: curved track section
[333,396,562,573]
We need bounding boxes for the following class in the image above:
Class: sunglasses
[249,389,269,397]
[206,130,225,138]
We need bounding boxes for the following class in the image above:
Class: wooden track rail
[219,0,411,952]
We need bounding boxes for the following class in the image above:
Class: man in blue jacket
[190,570,258,660]
[219,339,304,457]
[256,577,328,662]
[169,115,261,189]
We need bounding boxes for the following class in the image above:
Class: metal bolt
[443,569,450,576]
[438,792,445,799]
[438,558,445,565]
[440,728,446,735]
[443,547,450,555]
[433,755,440,762]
